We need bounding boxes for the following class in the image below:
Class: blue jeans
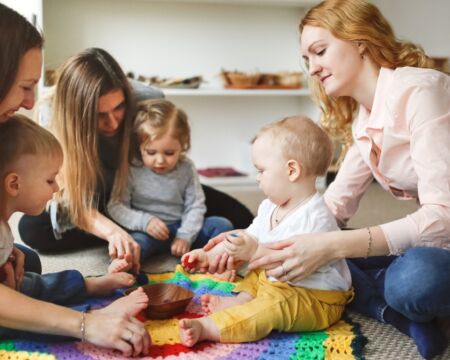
[16,243,42,274]
[133,216,234,261]
[0,270,90,341]
[347,247,450,322]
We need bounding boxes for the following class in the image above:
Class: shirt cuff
[380,216,420,255]
[140,214,154,232]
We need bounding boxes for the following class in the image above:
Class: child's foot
[108,258,132,274]
[200,292,251,314]
[179,317,219,347]
[211,269,236,282]
[85,272,135,296]
[95,287,149,317]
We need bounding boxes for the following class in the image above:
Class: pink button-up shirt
[324,67,450,255]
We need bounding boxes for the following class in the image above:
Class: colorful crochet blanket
[0,266,367,359]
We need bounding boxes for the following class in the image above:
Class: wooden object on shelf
[221,69,303,89]
[135,75,204,89]
[163,88,310,96]
[221,70,261,88]
[124,283,194,319]
[44,69,58,87]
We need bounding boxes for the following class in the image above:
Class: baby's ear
[4,172,20,197]
[286,159,302,181]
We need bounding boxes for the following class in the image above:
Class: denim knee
[385,247,450,321]
[205,216,234,234]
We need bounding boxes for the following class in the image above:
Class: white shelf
[200,174,258,189]
[147,0,319,7]
[163,88,311,97]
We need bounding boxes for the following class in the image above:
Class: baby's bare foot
[95,287,148,317]
[200,293,252,314]
[179,317,219,347]
[85,272,135,296]
[108,258,132,274]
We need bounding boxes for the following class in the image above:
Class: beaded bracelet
[365,227,373,258]
[80,311,86,342]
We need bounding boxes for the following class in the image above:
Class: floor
[9,183,450,359]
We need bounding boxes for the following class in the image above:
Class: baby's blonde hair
[254,116,333,177]
[0,114,63,177]
[134,99,190,160]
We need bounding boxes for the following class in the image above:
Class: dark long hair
[0,3,43,102]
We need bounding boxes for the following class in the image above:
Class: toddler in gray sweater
[108,99,233,272]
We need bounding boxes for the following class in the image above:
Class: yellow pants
[209,269,354,343]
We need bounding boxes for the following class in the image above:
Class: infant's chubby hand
[146,218,169,241]
[171,238,190,257]
[181,249,208,273]
[223,231,257,262]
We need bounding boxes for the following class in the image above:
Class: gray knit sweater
[107,157,206,243]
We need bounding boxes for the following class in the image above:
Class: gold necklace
[273,192,316,225]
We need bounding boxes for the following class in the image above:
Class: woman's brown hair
[0,3,43,102]
[52,48,134,228]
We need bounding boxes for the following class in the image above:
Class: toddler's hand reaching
[146,218,169,241]
[171,238,190,257]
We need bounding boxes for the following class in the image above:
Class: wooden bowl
[220,70,261,89]
[125,283,193,319]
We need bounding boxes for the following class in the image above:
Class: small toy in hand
[226,232,239,242]
[182,255,197,270]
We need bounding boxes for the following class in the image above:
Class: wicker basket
[276,72,303,88]
[221,70,261,88]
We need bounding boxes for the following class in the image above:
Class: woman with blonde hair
[0,4,150,355]
[19,47,253,272]
[19,48,150,273]
[209,0,450,358]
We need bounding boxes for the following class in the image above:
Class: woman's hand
[107,228,141,274]
[249,232,335,283]
[146,218,169,241]
[202,230,240,273]
[171,238,190,257]
[84,312,151,357]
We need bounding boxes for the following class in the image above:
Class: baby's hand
[171,238,190,257]
[223,231,258,262]
[146,218,169,241]
[181,249,208,273]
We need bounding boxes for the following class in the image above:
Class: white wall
[43,0,306,83]
[372,0,450,57]
[1,0,42,28]
[0,0,43,119]
[43,0,314,174]
[41,0,449,174]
